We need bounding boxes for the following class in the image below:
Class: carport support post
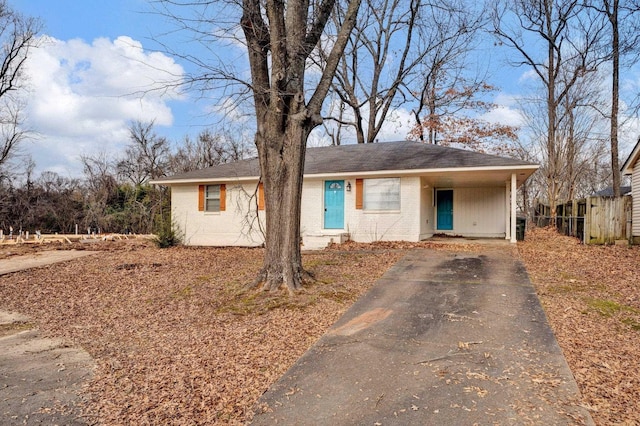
[510,173,517,243]
[505,181,511,241]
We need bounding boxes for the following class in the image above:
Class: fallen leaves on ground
[0,242,404,425]
[518,227,640,425]
[328,238,490,252]
[2,230,637,425]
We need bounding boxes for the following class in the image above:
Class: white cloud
[208,97,250,124]
[518,68,538,84]
[22,35,185,176]
[481,106,525,127]
[374,107,415,142]
[620,116,640,159]
[474,92,526,128]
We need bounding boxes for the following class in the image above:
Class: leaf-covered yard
[0,242,405,424]
[518,228,640,425]
[0,229,638,425]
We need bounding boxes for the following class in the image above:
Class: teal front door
[324,180,344,229]
[436,189,453,231]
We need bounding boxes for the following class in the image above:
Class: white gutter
[303,164,539,179]
[152,164,539,186]
[151,176,260,185]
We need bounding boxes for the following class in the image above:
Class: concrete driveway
[251,247,593,425]
[0,312,94,425]
[0,251,97,425]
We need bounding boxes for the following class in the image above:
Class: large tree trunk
[241,0,361,293]
[610,0,621,197]
[545,0,559,225]
[254,121,310,293]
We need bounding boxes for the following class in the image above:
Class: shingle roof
[155,140,538,183]
[592,186,631,197]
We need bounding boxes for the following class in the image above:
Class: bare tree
[0,1,40,171]
[607,0,622,197]
[408,1,487,145]
[407,84,519,154]
[492,0,606,221]
[0,101,27,166]
[585,0,640,197]
[157,0,361,292]
[81,153,119,231]
[322,97,348,145]
[322,0,420,144]
[555,73,608,200]
[245,0,361,292]
[518,68,609,210]
[168,129,254,173]
[117,120,170,186]
[323,0,485,144]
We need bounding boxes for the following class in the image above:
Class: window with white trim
[364,178,400,211]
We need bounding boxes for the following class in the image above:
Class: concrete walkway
[0,312,94,425]
[252,248,593,425]
[0,251,97,424]
[0,250,97,276]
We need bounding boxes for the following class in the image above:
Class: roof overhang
[304,165,538,188]
[152,164,539,188]
[152,176,260,185]
[622,138,640,175]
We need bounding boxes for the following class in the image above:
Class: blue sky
[15,0,150,41]
[9,1,640,178]
[12,1,531,178]
[12,0,204,176]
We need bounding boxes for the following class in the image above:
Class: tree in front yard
[156,0,362,292]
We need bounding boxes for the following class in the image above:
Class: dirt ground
[0,231,637,425]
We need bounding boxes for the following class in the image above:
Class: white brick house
[152,141,539,249]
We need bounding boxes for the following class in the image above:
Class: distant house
[592,186,631,197]
[152,141,539,249]
[622,139,640,243]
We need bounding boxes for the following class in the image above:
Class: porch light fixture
[346,181,352,192]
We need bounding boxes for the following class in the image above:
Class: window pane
[206,185,220,198]
[364,178,400,210]
[205,185,220,212]
[206,199,220,212]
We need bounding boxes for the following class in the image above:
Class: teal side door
[324,180,344,229]
[436,190,453,231]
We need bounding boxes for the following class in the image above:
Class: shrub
[154,219,182,248]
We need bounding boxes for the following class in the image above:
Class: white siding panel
[171,183,265,246]
[634,162,640,237]
[344,176,422,243]
[300,180,324,236]
[453,187,506,238]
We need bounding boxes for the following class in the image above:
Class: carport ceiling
[421,169,534,188]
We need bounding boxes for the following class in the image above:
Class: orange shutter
[220,184,226,211]
[258,183,265,210]
[198,185,205,211]
[355,179,363,209]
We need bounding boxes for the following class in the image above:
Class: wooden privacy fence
[534,195,632,244]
